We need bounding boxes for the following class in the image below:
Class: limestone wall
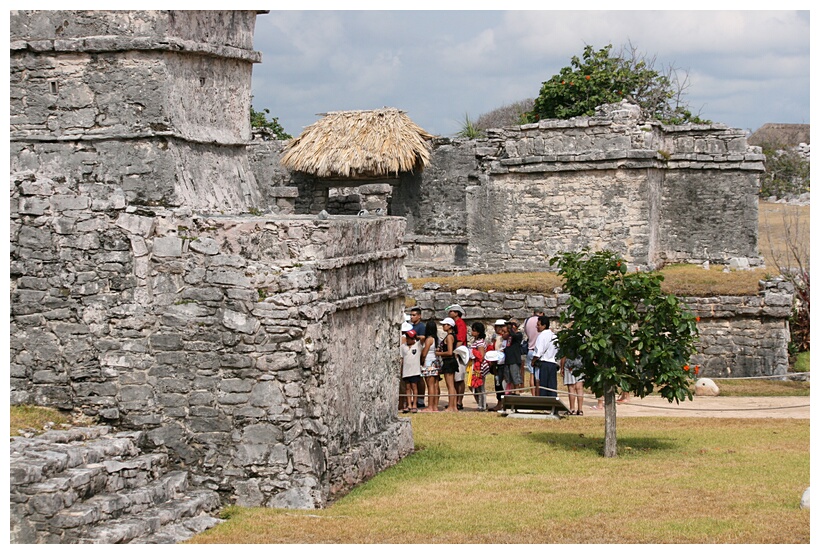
[248,103,764,276]
[10,170,413,508]
[409,279,792,378]
[10,10,263,214]
[380,103,766,275]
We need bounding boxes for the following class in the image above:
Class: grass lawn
[794,351,810,373]
[189,414,810,544]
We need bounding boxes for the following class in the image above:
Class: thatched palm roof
[280,108,434,178]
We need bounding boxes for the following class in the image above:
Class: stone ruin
[8,8,793,543]
[10,9,412,523]
[253,101,766,277]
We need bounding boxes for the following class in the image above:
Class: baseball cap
[440,317,456,326]
[494,319,507,326]
[404,330,417,339]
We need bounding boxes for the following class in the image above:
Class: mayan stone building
[251,103,767,277]
[10,10,413,513]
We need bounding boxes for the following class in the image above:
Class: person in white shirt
[523,310,544,396]
[531,315,559,398]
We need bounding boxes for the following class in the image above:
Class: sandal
[577,410,584,416]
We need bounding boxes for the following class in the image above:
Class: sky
[250,8,811,138]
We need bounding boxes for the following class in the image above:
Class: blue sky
[250,9,810,138]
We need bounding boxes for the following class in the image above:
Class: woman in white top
[420,319,440,412]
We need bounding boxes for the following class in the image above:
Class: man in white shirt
[523,309,544,396]
[531,315,559,398]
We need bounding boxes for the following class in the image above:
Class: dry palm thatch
[280,108,435,178]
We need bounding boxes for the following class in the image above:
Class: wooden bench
[501,395,569,416]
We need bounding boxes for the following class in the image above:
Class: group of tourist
[399,305,588,415]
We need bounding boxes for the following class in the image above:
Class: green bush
[251,107,292,140]
[527,44,708,125]
[759,145,810,198]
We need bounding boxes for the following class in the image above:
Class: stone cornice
[10,36,262,63]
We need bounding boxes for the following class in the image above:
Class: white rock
[800,487,810,509]
[694,377,720,396]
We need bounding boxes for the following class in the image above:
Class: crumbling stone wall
[9,10,414,512]
[249,103,764,277]
[10,10,263,213]
[10,170,413,508]
[409,278,792,378]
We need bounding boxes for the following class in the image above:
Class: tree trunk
[603,385,617,457]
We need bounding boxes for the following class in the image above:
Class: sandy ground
[417,384,810,419]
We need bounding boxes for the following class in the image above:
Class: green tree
[550,249,700,457]
[528,44,708,125]
[759,144,810,199]
[250,107,292,140]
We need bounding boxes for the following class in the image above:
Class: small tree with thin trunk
[551,249,700,457]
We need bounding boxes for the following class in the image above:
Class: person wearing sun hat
[437,316,459,412]
[445,304,468,347]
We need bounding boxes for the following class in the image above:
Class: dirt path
[440,388,810,419]
[576,394,810,419]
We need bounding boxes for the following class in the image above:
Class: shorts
[455,365,466,382]
[525,350,535,374]
[502,363,523,386]
[403,375,422,385]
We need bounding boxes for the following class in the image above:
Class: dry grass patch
[758,201,810,269]
[658,264,769,296]
[409,272,563,294]
[711,379,810,397]
[409,266,768,298]
[10,405,74,436]
[189,415,809,544]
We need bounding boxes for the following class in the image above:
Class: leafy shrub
[526,44,709,125]
[759,144,810,199]
[251,107,292,140]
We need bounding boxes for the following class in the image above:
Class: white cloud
[250,10,810,137]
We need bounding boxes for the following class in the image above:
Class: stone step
[10,425,224,544]
[77,489,223,544]
[132,511,224,544]
[50,470,190,533]
[10,429,144,486]
[16,452,170,519]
